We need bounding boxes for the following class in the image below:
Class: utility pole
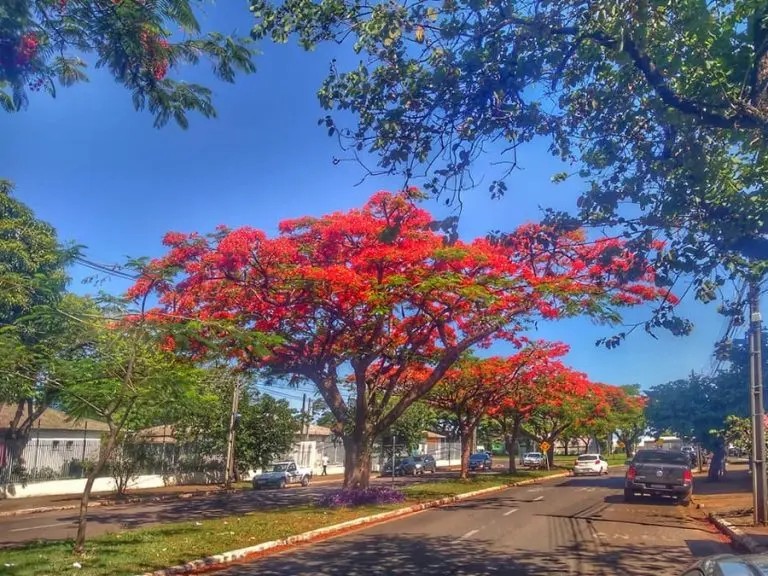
[305,397,312,441]
[224,377,242,489]
[750,280,767,525]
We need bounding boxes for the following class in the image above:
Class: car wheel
[678,495,691,507]
[623,489,634,502]
[301,475,310,487]
[278,478,287,489]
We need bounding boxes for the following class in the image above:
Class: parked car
[624,449,693,505]
[252,460,312,489]
[680,552,768,575]
[382,454,437,476]
[572,454,609,476]
[468,452,492,471]
[522,452,545,469]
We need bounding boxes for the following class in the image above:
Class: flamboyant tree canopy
[428,341,570,431]
[521,365,610,447]
[1,0,255,127]
[130,190,675,486]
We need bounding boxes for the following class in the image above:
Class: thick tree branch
[478,16,768,130]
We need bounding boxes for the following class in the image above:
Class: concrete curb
[135,472,571,576]
[0,491,221,518]
[708,513,764,553]
[693,496,766,554]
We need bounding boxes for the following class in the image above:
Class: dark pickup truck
[624,449,693,505]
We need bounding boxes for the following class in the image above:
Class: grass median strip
[0,469,562,576]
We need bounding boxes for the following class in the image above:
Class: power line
[707,281,748,378]
[72,256,138,281]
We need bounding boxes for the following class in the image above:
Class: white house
[0,403,108,484]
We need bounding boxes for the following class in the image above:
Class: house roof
[424,431,445,439]
[306,424,332,436]
[0,404,109,433]
[135,424,178,444]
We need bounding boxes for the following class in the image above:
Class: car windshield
[469,453,486,460]
[271,463,289,472]
[412,456,423,462]
[577,455,599,461]
[633,451,690,465]
[526,453,542,458]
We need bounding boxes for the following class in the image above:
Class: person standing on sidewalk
[321,455,329,476]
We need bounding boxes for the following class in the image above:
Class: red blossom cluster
[138,28,170,81]
[17,33,39,66]
[0,32,39,76]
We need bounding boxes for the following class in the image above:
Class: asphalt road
[0,473,443,546]
[213,472,733,576]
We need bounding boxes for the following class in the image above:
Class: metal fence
[0,439,216,486]
[2,436,468,486]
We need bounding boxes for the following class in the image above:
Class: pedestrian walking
[322,455,329,476]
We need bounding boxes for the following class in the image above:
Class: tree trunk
[562,441,569,457]
[546,445,555,467]
[342,430,372,489]
[74,431,120,554]
[624,441,633,458]
[505,436,517,475]
[1,435,30,484]
[459,426,473,480]
[504,417,522,474]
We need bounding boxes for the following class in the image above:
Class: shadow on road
[603,494,681,506]
[554,476,624,489]
[215,532,711,575]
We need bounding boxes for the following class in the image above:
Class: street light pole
[750,280,767,525]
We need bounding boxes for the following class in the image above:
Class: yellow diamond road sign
[540,441,550,452]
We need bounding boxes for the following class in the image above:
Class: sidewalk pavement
[0,473,347,517]
[693,462,768,552]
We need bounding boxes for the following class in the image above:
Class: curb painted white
[693,497,766,553]
[135,472,572,576]
[707,512,765,553]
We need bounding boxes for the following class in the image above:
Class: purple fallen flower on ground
[318,486,406,508]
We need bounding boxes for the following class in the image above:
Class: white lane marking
[533,495,544,501]
[454,529,479,542]
[527,487,544,492]
[10,522,71,533]
[503,508,519,516]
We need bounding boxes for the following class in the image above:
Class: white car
[252,460,313,489]
[572,454,609,476]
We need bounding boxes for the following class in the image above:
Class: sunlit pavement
[215,472,733,576]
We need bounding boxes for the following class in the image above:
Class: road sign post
[540,442,550,470]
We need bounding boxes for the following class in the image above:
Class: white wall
[0,471,223,500]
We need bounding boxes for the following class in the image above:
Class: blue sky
[1,1,736,400]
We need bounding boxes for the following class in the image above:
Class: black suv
[383,454,437,476]
[469,452,493,471]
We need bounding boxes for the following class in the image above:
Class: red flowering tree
[522,371,612,466]
[428,342,568,478]
[487,343,571,473]
[0,1,254,127]
[129,190,674,489]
